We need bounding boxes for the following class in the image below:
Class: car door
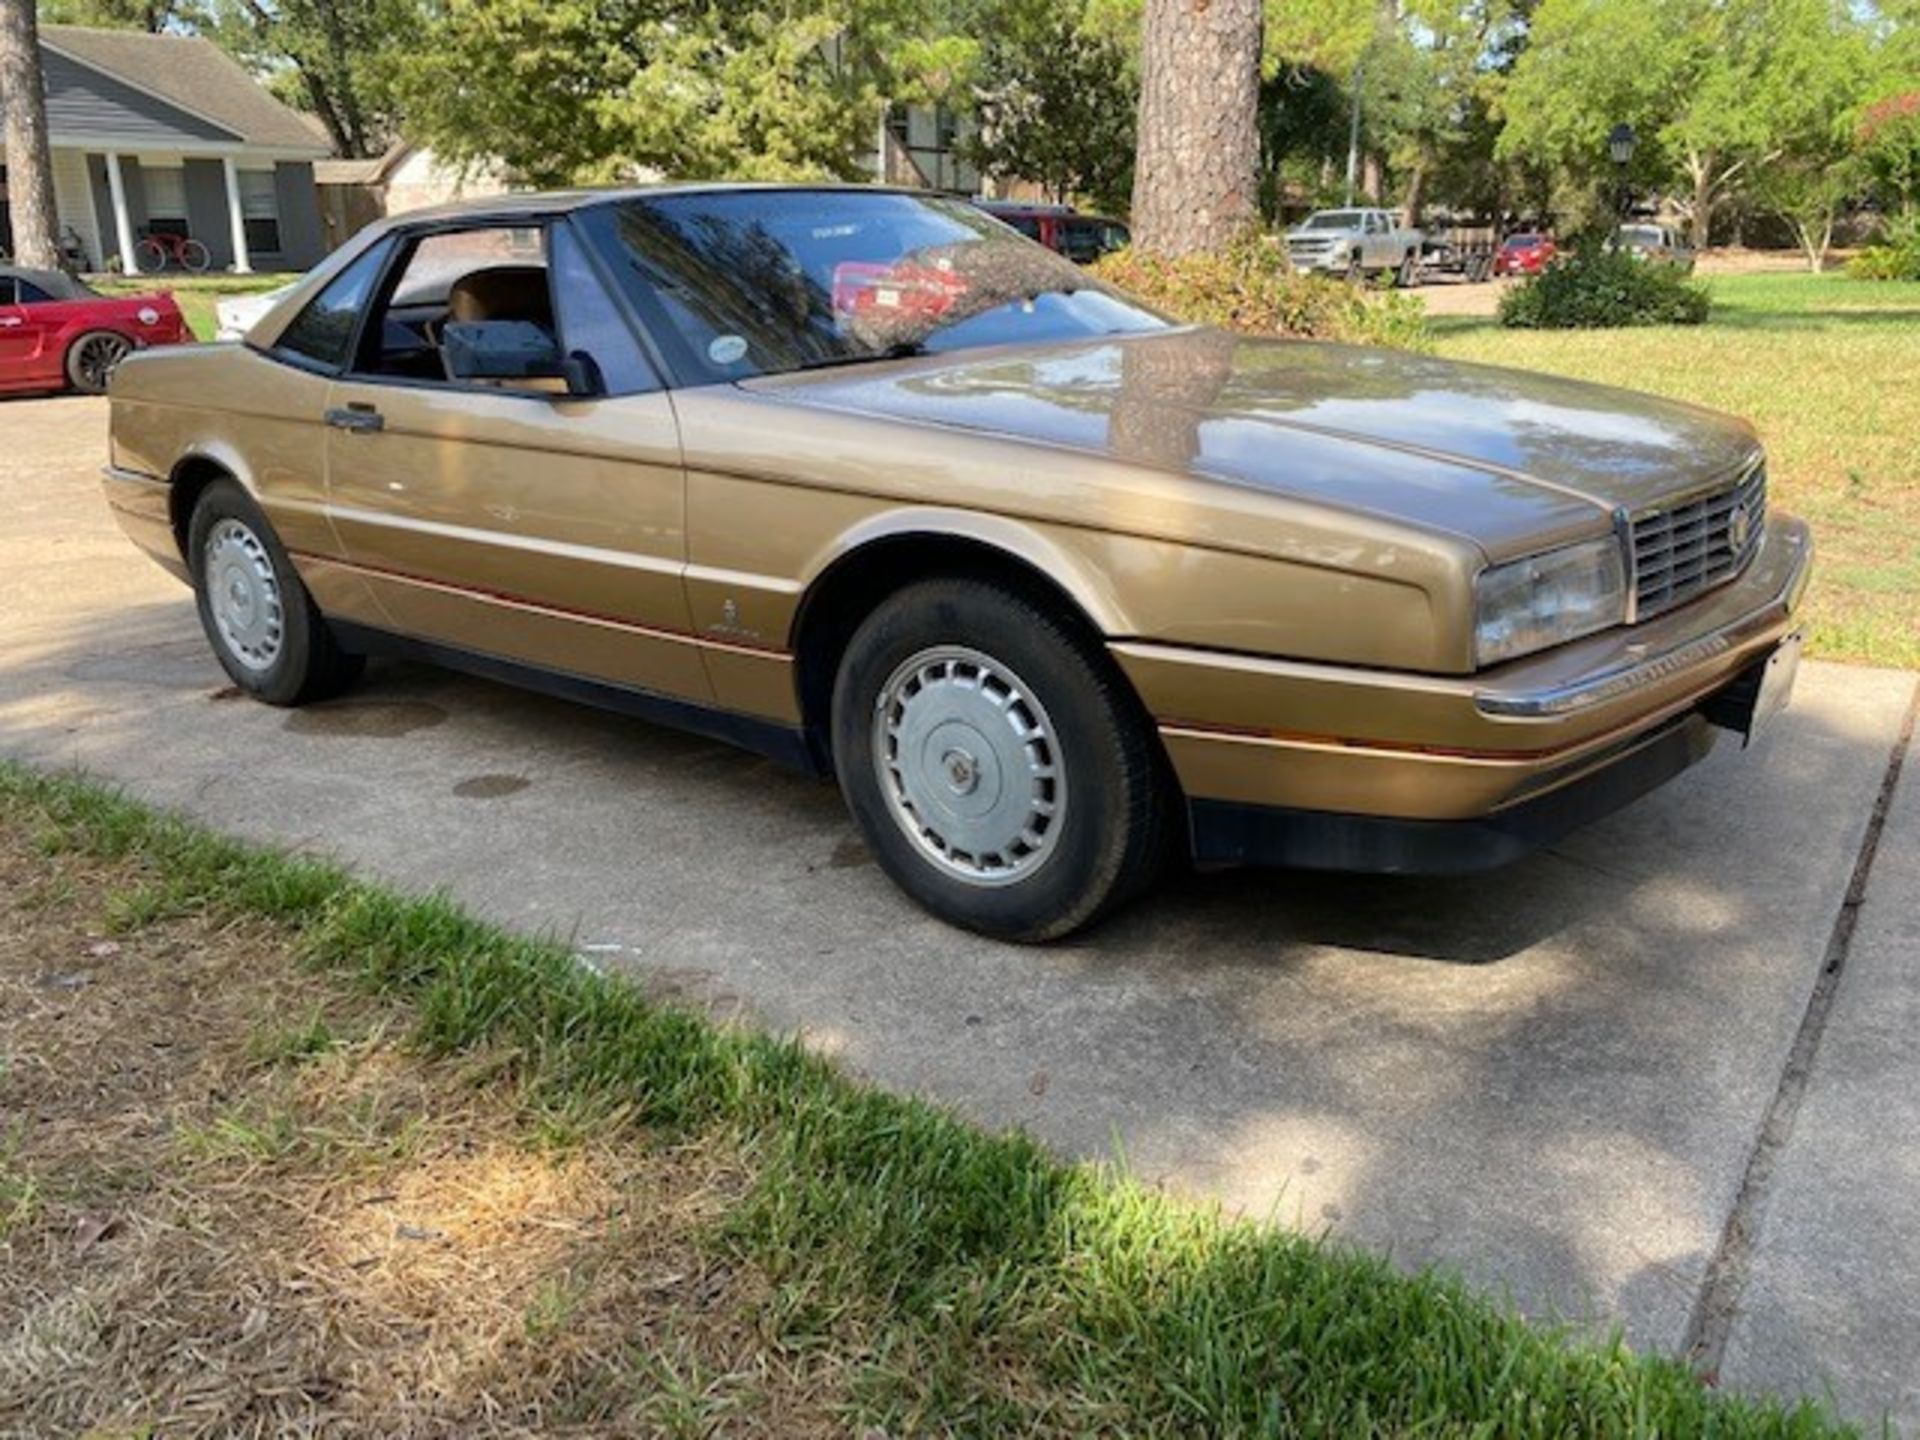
[0,277,58,385]
[1364,212,1392,268]
[321,218,708,704]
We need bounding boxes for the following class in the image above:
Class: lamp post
[1607,123,1637,224]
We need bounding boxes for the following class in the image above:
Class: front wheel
[179,238,211,273]
[1345,251,1365,283]
[832,579,1170,942]
[188,480,363,706]
[1395,252,1419,288]
[133,238,168,274]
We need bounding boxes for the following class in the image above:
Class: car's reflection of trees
[613,207,838,363]
[891,333,1712,488]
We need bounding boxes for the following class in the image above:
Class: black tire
[179,238,211,273]
[832,578,1171,942]
[187,479,363,706]
[1395,252,1419,288]
[64,331,132,394]
[134,238,168,275]
[1345,251,1365,283]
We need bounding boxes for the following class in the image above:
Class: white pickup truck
[1284,208,1425,286]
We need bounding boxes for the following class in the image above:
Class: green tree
[396,0,958,186]
[962,0,1135,209]
[1498,0,1874,246]
[1858,90,1920,217]
[36,0,205,30]
[201,0,421,158]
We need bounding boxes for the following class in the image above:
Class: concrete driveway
[6,394,1918,1428]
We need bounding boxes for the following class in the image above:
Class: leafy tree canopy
[1498,0,1877,241]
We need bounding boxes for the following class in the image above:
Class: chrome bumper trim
[101,464,167,489]
[1475,523,1811,719]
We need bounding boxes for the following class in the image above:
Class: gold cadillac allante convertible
[103,185,1809,940]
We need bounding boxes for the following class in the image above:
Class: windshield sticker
[707,334,749,365]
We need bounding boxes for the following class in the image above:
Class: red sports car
[1492,232,1557,277]
[0,265,191,397]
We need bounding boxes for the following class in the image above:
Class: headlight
[1473,537,1627,667]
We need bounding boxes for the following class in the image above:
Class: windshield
[1299,212,1362,231]
[1619,226,1663,246]
[1502,234,1542,249]
[577,190,1166,382]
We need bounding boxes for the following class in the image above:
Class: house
[0,25,330,274]
[313,143,514,251]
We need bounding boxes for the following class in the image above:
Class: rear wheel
[832,578,1170,942]
[179,238,212,273]
[64,331,131,393]
[133,237,168,274]
[188,480,363,706]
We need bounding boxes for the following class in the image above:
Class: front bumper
[1113,515,1812,872]
[1286,246,1346,273]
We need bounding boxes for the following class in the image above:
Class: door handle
[324,404,384,433]
[0,317,22,328]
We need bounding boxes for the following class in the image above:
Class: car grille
[1629,460,1767,619]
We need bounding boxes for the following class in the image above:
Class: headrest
[445,265,552,327]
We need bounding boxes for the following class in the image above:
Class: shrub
[1497,242,1711,329]
[1846,214,1920,281]
[1090,233,1432,351]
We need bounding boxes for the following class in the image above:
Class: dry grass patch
[0,840,846,1438]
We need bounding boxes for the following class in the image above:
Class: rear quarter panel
[109,344,339,558]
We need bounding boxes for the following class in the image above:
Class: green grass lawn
[95,270,300,342]
[1433,273,1920,670]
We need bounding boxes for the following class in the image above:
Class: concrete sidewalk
[4,394,1916,1429]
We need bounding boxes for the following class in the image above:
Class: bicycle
[134,230,211,274]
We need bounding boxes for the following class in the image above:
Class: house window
[143,165,190,241]
[238,170,281,255]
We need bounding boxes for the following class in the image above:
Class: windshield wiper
[790,342,928,374]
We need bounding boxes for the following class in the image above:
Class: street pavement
[4,394,1916,1429]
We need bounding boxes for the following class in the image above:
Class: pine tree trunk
[0,0,61,269]
[1130,0,1262,258]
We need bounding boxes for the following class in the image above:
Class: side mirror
[442,320,601,397]
[561,350,605,399]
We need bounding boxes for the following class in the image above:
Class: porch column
[221,156,252,274]
[103,152,138,275]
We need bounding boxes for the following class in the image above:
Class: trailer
[1419,221,1499,282]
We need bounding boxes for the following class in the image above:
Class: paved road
[6,394,1917,1428]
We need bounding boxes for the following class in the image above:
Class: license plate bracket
[1704,634,1802,745]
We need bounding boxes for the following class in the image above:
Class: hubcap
[873,646,1066,887]
[204,518,283,672]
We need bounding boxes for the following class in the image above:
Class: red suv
[972,202,1131,264]
[1492,232,1557,277]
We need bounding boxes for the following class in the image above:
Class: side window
[0,277,16,305]
[274,240,394,370]
[550,221,660,396]
[353,225,551,387]
[17,279,54,304]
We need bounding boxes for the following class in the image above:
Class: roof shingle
[40,24,330,154]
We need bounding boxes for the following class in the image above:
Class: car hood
[743,329,1760,555]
